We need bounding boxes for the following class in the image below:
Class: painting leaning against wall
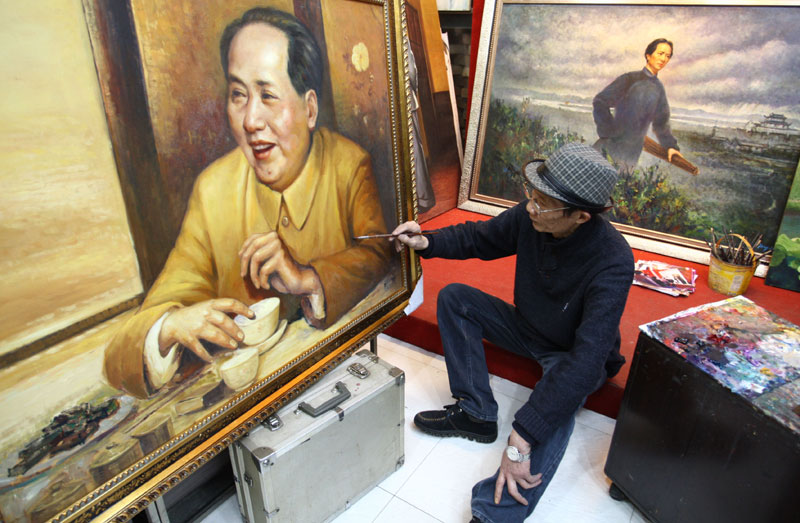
[766,162,800,292]
[405,0,463,222]
[460,1,800,260]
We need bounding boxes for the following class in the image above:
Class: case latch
[262,414,283,431]
[347,362,370,379]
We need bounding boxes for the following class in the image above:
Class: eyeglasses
[522,181,570,215]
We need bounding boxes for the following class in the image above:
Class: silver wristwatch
[505,445,531,463]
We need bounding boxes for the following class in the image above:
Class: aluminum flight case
[229,349,405,523]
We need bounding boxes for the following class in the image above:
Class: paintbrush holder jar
[707,234,757,296]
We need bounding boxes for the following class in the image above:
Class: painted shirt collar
[255,131,322,231]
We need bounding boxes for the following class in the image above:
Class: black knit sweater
[419,202,634,445]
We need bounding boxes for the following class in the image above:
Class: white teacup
[216,348,259,390]
[235,297,280,346]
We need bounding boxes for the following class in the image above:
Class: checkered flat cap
[524,142,618,211]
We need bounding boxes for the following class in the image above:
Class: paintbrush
[709,228,719,259]
[754,250,772,263]
[352,230,442,240]
[750,233,764,263]
[734,234,747,264]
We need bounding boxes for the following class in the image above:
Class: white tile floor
[200,334,647,523]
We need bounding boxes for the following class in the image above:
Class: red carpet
[385,208,800,418]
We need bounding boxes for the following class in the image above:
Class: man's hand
[494,429,543,505]
[159,298,253,362]
[239,232,322,296]
[667,148,685,163]
[390,221,429,252]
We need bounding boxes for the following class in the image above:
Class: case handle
[298,381,351,417]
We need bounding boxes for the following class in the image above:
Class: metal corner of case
[357,349,380,363]
[251,446,276,470]
[389,366,405,385]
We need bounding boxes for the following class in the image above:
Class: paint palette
[642,296,800,434]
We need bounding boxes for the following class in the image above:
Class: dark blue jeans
[436,283,604,522]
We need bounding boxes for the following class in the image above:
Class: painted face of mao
[226,23,318,192]
[646,42,672,75]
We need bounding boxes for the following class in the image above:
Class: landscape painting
[0,0,416,521]
[766,163,800,292]
[461,1,800,255]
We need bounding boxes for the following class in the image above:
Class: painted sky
[493,4,800,119]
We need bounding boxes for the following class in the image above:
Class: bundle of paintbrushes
[707,228,771,266]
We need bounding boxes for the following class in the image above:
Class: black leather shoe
[413,403,498,443]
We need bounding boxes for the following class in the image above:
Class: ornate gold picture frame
[0,0,418,520]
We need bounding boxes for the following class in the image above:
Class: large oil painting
[405,0,463,222]
[460,0,800,263]
[0,0,417,521]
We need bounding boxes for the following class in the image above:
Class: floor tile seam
[378,335,436,362]
[573,415,616,435]
[385,435,444,496]
[378,335,446,370]
[387,490,448,523]
[373,490,446,523]
[490,373,532,390]
[376,337,407,355]
[491,387,527,409]
[367,486,396,523]
[628,504,647,523]
[379,343,443,370]
[572,418,614,438]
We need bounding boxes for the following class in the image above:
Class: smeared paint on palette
[754,380,800,434]
[641,296,800,434]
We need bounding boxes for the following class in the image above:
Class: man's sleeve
[307,159,392,328]
[421,203,523,261]
[103,184,219,398]
[143,313,182,390]
[652,86,679,151]
[593,73,633,138]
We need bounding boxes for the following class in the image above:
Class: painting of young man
[463,3,800,254]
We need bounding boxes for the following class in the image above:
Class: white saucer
[251,319,288,354]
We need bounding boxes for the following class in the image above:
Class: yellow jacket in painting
[104,128,392,398]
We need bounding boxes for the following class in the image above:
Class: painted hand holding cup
[234,297,280,346]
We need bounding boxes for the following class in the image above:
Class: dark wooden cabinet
[605,332,800,523]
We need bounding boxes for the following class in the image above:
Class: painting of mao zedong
[593,38,686,170]
[104,7,391,399]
